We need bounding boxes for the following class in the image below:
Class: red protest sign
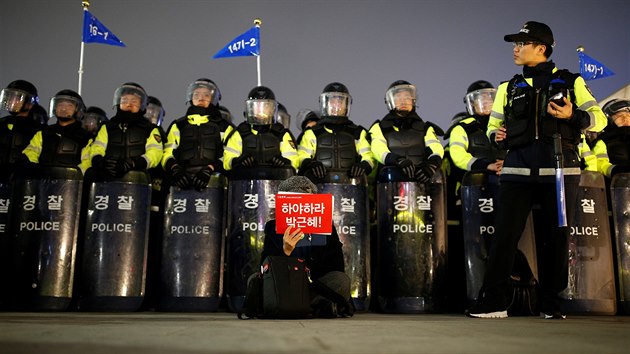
[275,193,333,234]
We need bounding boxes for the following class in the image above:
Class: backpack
[238,256,312,319]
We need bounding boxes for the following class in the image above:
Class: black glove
[233,154,255,168]
[115,158,135,177]
[415,157,440,183]
[166,160,190,189]
[307,160,327,179]
[270,155,291,167]
[192,166,214,189]
[132,156,148,170]
[349,161,372,177]
[93,155,118,177]
[612,165,630,177]
[397,159,415,179]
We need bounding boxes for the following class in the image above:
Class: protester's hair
[278,176,318,194]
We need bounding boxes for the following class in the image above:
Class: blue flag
[213,26,260,59]
[82,10,125,47]
[578,51,614,81]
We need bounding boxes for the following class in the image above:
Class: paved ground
[1,312,630,353]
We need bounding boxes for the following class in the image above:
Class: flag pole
[254,18,261,86]
[78,0,90,95]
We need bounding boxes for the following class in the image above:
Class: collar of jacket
[186,114,209,125]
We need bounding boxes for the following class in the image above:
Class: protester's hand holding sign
[282,226,304,256]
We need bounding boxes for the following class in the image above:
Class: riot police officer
[369,80,444,181]
[22,90,92,173]
[466,21,607,319]
[592,99,630,178]
[277,102,291,132]
[294,109,319,145]
[82,106,108,138]
[0,80,45,181]
[145,96,166,128]
[223,86,299,175]
[90,82,163,178]
[162,79,233,189]
[298,82,375,182]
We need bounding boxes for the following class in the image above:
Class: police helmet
[144,96,166,126]
[30,104,49,125]
[385,80,417,112]
[0,80,39,113]
[464,80,496,116]
[295,109,319,131]
[186,78,221,107]
[602,99,630,120]
[113,82,148,111]
[83,106,108,136]
[49,89,85,120]
[245,86,277,125]
[320,82,351,117]
[277,102,291,130]
[218,105,232,122]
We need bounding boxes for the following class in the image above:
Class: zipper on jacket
[534,88,541,140]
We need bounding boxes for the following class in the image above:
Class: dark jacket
[261,219,345,280]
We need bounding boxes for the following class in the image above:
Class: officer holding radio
[466,21,606,319]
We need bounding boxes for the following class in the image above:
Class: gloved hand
[192,165,214,189]
[92,155,118,177]
[166,160,189,189]
[270,155,291,167]
[349,161,372,178]
[397,159,415,179]
[233,154,255,168]
[612,165,630,177]
[415,157,441,183]
[115,158,135,177]
[305,160,326,179]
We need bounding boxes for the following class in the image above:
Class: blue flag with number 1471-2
[82,10,125,47]
[213,26,260,59]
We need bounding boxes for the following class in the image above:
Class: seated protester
[592,99,630,178]
[22,90,92,175]
[260,176,352,317]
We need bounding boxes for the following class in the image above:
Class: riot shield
[375,166,447,313]
[461,171,538,306]
[8,167,83,310]
[557,171,616,315]
[159,174,227,311]
[0,180,11,309]
[611,173,630,314]
[78,171,152,311]
[225,167,294,312]
[318,172,370,311]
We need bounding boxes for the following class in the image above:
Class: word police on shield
[213,26,260,59]
[275,193,333,234]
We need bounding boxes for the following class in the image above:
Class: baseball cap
[504,21,555,47]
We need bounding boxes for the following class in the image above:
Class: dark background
[1,0,628,132]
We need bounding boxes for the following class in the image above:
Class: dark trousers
[481,179,577,306]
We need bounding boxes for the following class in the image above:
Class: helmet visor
[113,85,148,110]
[246,99,277,125]
[385,84,416,112]
[319,92,351,117]
[187,81,220,107]
[277,110,290,129]
[0,88,36,113]
[464,88,496,116]
[50,95,84,119]
[144,103,164,126]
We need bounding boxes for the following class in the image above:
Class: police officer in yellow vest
[298,82,375,182]
[162,79,234,189]
[593,99,630,178]
[22,90,92,174]
[223,86,299,175]
[90,83,163,179]
[369,80,444,182]
[466,21,607,320]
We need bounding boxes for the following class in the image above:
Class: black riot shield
[559,171,616,315]
[611,173,630,314]
[0,181,12,309]
[375,166,447,313]
[8,167,83,310]
[159,174,227,311]
[318,172,370,311]
[461,171,538,306]
[225,167,294,312]
[78,171,152,311]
